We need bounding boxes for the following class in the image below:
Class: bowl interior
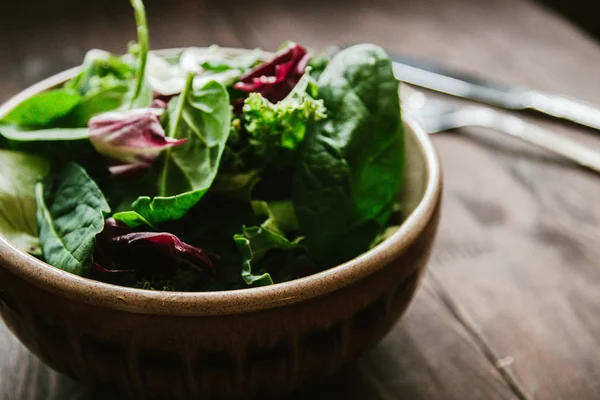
[401,119,429,216]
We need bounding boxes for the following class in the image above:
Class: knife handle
[469,107,600,173]
[527,91,600,131]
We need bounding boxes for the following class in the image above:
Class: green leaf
[0,125,89,142]
[0,125,91,163]
[129,192,204,226]
[211,169,261,201]
[112,210,156,230]
[65,50,134,96]
[74,83,131,124]
[36,163,111,276]
[129,75,231,226]
[60,50,138,126]
[0,89,82,127]
[233,225,299,286]
[63,39,151,125]
[292,44,405,267]
[0,150,50,255]
[65,0,152,114]
[307,52,330,81]
[251,200,299,235]
[243,74,326,153]
[196,46,262,73]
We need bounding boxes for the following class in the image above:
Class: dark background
[1,0,599,101]
[4,0,600,36]
[3,0,600,39]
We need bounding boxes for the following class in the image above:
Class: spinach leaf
[73,83,131,125]
[65,50,134,96]
[111,210,156,230]
[129,74,231,226]
[62,50,136,126]
[180,46,262,73]
[0,125,88,142]
[251,200,299,235]
[36,163,111,276]
[210,169,261,201]
[233,225,299,286]
[307,52,330,81]
[292,44,404,267]
[0,89,82,127]
[0,125,93,165]
[0,150,50,255]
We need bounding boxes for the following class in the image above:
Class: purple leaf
[234,42,310,103]
[92,262,134,275]
[93,219,216,276]
[88,107,185,168]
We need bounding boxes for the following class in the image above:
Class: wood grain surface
[2,0,600,399]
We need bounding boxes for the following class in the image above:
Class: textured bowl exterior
[0,50,442,400]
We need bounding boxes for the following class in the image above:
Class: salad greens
[0,150,49,256]
[36,163,111,276]
[234,225,300,286]
[292,45,405,266]
[0,0,405,292]
[1,89,82,127]
[243,74,326,154]
[128,76,231,226]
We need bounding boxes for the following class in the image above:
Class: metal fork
[401,85,600,173]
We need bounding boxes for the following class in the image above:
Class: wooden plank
[0,321,85,400]
[290,277,518,400]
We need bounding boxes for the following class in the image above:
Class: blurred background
[1,0,599,103]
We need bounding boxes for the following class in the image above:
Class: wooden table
[2,0,600,398]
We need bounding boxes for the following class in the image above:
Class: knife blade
[391,54,600,131]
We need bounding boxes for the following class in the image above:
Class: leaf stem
[167,73,194,138]
[158,73,195,196]
[129,0,149,108]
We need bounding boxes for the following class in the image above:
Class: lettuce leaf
[180,45,262,73]
[125,74,231,226]
[243,74,326,154]
[36,163,111,276]
[0,150,50,255]
[234,225,299,286]
[88,106,184,172]
[0,89,82,127]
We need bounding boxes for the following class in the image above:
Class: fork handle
[465,107,600,173]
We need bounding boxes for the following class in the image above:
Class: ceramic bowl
[0,49,442,400]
